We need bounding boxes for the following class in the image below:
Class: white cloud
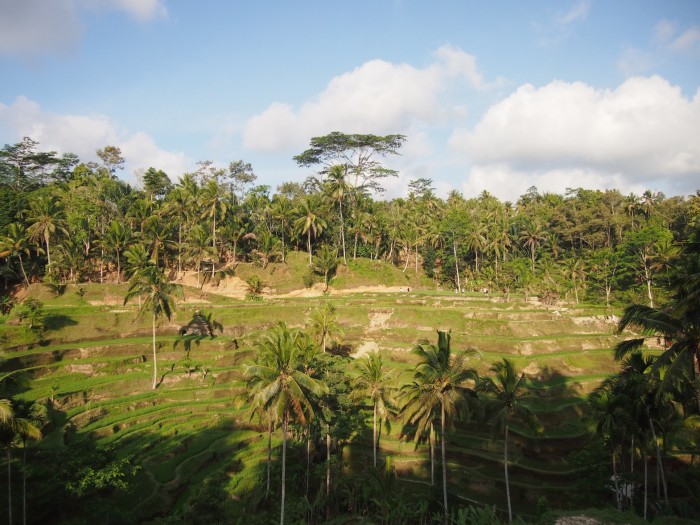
[100,0,167,22]
[556,0,591,27]
[0,96,189,180]
[0,0,166,58]
[669,26,700,52]
[450,76,700,199]
[243,45,491,152]
[0,0,82,57]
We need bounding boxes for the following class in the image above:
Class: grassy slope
[0,255,682,523]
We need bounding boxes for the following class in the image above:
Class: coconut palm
[615,240,700,406]
[244,323,327,525]
[325,165,349,264]
[163,186,195,277]
[14,400,43,525]
[352,351,396,467]
[589,384,630,511]
[312,244,339,292]
[479,358,541,523]
[404,331,477,518]
[0,223,37,287]
[102,219,131,283]
[26,194,66,270]
[124,264,182,389]
[199,178,228,269]
[309,302,343,353]
[294,197,327,264]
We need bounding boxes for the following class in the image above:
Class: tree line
[1,134,698,308]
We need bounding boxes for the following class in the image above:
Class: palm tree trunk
[306,424,311,497]
[307,230,312,265]
[22,442,27,525]
[453,240,461,293]
[178,222,182,277]
[504,421,512,523]
[441,403,448,519]
[373,402,377,467]
[18,254,29,287]
[612,447,621,511]
[152,309,158,389]
[8,447,12,525]
[647,412,668,504]
[644,442,648,520]
[326,425,331,496]
[266,417,272,500]
[116,250,121,284]
[430,421,435,486]
[339,202,347,265]
[281,413,288,525]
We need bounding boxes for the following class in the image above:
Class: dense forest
[0,134,697,306]
[0,133,699,525]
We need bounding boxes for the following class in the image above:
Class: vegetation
[0,135,698,524]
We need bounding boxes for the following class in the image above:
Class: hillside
[0,256,694,524]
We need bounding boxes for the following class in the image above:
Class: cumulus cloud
[243,45,491,152]
[0,0,166,58]
[0,96,189,179]
[450,76,700,199]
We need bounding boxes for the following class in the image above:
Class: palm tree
[186,224,216,288]
[26,194,66,270]
[0,223,37,287]
[325,164,349,265]
[14,400,43,525]
[404,331,477,518]
[479,358,541,523]
[163,186,194,277]
[615,239,700,409]
[199,178,228,271]
[294,197,327,264]
[124,264,182,389]
[352,351,396,467]
[244,323,327,525]
[519,222,545,272]
[589,384,630,511]
[102,219,131,283]
[312,244,339,291]
[309,302,343,353]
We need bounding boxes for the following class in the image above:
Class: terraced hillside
[0,275,634,523]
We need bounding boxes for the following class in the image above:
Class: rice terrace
[0,131,700,525]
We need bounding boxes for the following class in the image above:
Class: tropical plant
[244,323,327,525]
[403,331,477,518]
[312,244,339,291]
[352,351,396,468]
[309,302,343,353]
[26,194,66,270]
[0,223,37,287]
[294,196,327,264]
[479,358,541,523]
[124,264,182,389]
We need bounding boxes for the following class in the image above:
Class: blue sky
[1,0,699,201]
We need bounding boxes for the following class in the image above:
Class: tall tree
[294,197,327,264]
[294,132,405,195]
[479,358,541,523]
[0,223,37,287]
[309,302,343,353]
[406,331,477,518]
[27,194,66,270]
[124,264,182,389]
[352,351,396,467]
[245,323,327,525]
[324,165,349,264]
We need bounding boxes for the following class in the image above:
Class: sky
[0,0,699,202]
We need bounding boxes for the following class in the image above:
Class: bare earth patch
[352,339,379,359]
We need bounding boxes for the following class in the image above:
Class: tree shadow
[44,314,77,331]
